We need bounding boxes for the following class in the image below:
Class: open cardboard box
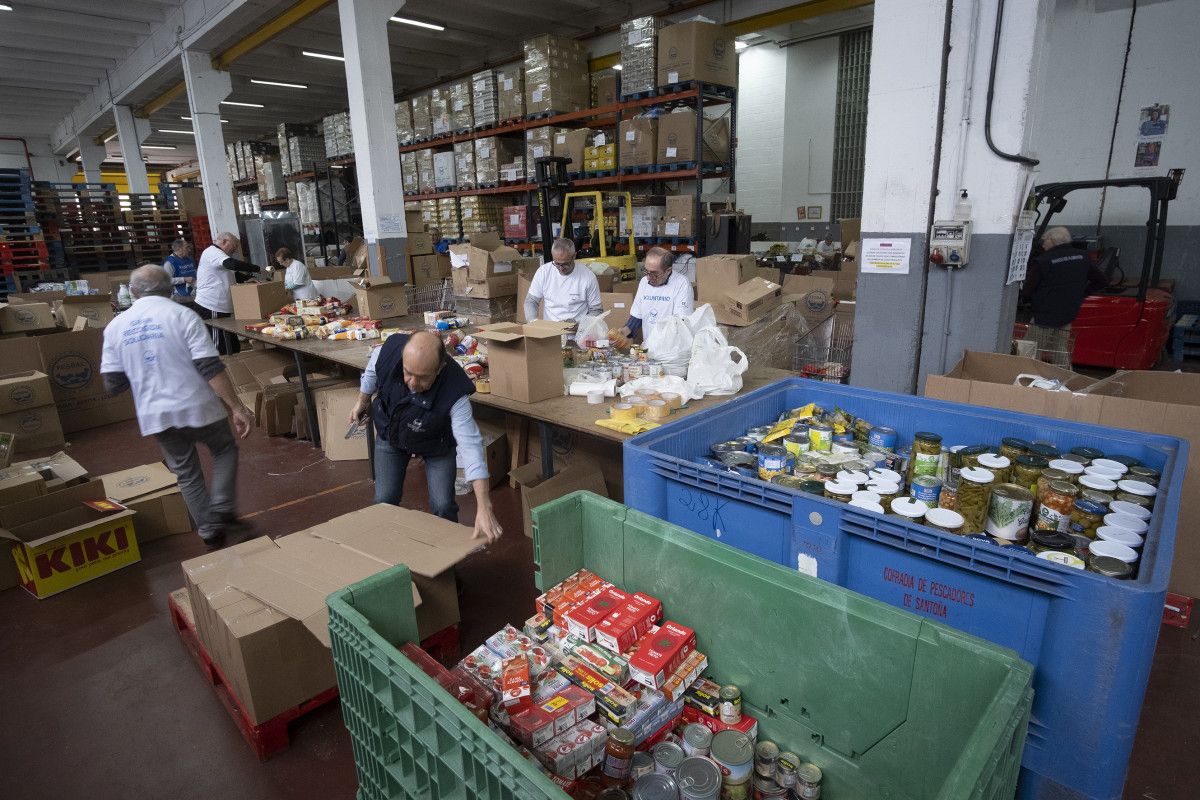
[100,462,191,543]
[473,321,570,403]
[926,351,1200,597]
[355,276,409,321]
[231,278,290,321]
[695,254,756,306]
[0,302,57,334]
[510,458,609,538]
[56,294,114,328]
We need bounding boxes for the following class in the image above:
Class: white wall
[1030,0,1199,226]
[734,45,788,223]
[0,137,76,183]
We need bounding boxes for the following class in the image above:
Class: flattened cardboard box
[0,480,139,599]
[925,351,1200,597]
[100,462,191,543]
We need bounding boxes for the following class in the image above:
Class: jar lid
[1090,458,1129,475]
[868,468,903,484]
[1107,454,1141,468]
[925,508,965,529]
[1047,479,1079,496]
[852,490,882,505]
[949,444,967,453]
[978,453,1011,469]
[890,497,927,518]
[1059,453,1090,465]
[1084,466,1123,481]
[1073,498,1108,515]
[817,464,840,477]
[1041,468,1071,482]
[1015,454,1049,469]
[961,444,990,456]
[1129,465,1160,481]
[1028,443,1060,459]
[826,481,856,496]
[1104,512,1148,534]
[837,470,869,486]
[914,431,942,443]
[1079,489,1113,507]
[964,533,995,543]
[609,727,635,746]
[1109,499,1152,520]
[1117,479,1157,497]
[849,499,885,514]
[1038,551,1086,569]
[1031,529,1073,550]
[800,480,826,494]
[1048,458,1085,475]
[1089,554,1134,578]
[1096,525,1143,548]
[1079,474,1117,492]
[1001,437,1032,450]
[959,466,995,484]
[866,480,900,495]
[1089,539,1138,564]
[1071,446,1106,460]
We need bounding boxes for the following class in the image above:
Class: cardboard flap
[101,462,178,502]
[473,326,524,343]
[0,479,105,531]
[305,504,480,578]
[61,294,113,305]
[22,508,136,549]
[468,231,502,250]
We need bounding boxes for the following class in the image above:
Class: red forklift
[1029,169,1183,370]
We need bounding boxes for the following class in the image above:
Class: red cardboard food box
[595,592,663,654]
[681,704,760,740]
[628,621,696,689]
[501,657,532,712]
[564,586,629,642]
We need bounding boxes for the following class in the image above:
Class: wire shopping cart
[794,311,854,383]
[405,278,453,314]
[1012,322,1076,367]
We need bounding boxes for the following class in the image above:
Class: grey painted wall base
[369,236,409,282]
[1092,224,1200,302]
[849,230,929,394]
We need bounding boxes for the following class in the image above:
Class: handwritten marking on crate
[677,490,729,539]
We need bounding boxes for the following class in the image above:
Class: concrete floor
[0,417,1196,800]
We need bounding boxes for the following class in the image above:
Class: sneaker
[221,518,260,547]
[202,534,226,552]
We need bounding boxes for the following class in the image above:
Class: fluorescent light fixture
[103,132,118,143]
[157,129,194,135]
[390,16,444,31]
[181,116,229,123]
[0,4,13,11]
[220,100,265,108]
[250,78,308,89]
[303,50,345,62]
[142,145,178,151]
[735,40,748,51]
[612,64,622,71]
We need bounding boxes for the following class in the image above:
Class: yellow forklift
[534,156,638,280]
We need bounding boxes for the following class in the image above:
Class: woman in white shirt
[275,247,318,301]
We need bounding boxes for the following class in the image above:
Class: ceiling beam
[0,47,121,70]
[19,0,170,24]
[0,18,147,46]
[0,6,154,35]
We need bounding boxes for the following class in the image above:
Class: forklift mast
[534,156,572,254]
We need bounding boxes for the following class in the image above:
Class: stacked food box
[523,34,589,116]
[437,197,461,240]
[416,149,435,194]
[459,195,505,238]
[525,126,569,172]
[433,151,457,191]
[454,142,477,191]
[431,86,452,137]
[400,151,419,195]
[276,123,326,176]
[472,69,499,129]
[497,65,525,121]
[450,78,473,132]
[411,92,433,141]
[322,112,354,159]
[619,16,662,97]
[475,137,523,186]
[395,101,414,146]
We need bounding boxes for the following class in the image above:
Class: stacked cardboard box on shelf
[619,205,665,239]
[459,195,505,239]
[454,142,477,191]
[475,137,523,186]
[411,92,433,141]
[497,65,525,121]
[592,72,617,107]
[433,152,457,191]
[472,69,500,129]
[417,149,436,194]
[552,128,595,175]
[657,21,738,88]
[526,126,568,172]
[584,142,616,173]
[258,160,287,201]
[503,205,530,239]
[431,85,452,137]
[437,197,462,240]
[501,155,527,183]
[276,123,321,175]
[400,151,419,195]
[619,116,658,168]
[656,108,732,165]
[523,34,589,116]
[450,78,473,131]
[395,101,414,146]
[322,113,354,159]
[620,16,662,97]
[659,194,694,237]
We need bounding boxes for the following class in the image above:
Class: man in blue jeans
[351,330,503,543]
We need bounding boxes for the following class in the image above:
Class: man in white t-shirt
[523,238,602,323]
[194,231,260,354]
[620,247,694,340]
[101,264,257,550]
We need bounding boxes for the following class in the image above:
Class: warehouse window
[830,28,872,221]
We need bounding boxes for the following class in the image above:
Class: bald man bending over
[352,331,503,543]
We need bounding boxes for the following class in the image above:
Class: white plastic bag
[618,375,703,402]
[645,314,694,377]
[576,311,611,348]
[687,328,748,396]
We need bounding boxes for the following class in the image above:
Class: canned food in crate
[909,475,942,506]
[796,762,823,799]
[754,740,779,778]
[831,442,859,455]
[986,483,1035,542]
[867,425,898,452]
[752,775,789,798]
[651,740,684,775]
[733,436,758,453]
[783,433,811,459]
[770,475,807,490]
[746,426,772,442]
[631,773,679,800]
[712,442,739,456]
[710,729,753,780]
[808,423,833,453]
[719,452,757,468]
[718,685,743,724]
[757,445,793,481]
[776,752,800,788]
[631,751,655,780]
[682,723,713,757]
[677,756,721,800]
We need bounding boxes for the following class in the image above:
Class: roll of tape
[642,399,671,420]
[475,380,491,394]
[587,389,605,405]
[661,392,683,410]
[610,403,638,420]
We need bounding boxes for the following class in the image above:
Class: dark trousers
[196,304,240,355]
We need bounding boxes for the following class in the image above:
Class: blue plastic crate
[624,379,1186,800]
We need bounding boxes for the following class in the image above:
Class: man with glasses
[350,331,502,544]
[619,247,694,340]
[523,238,603,323]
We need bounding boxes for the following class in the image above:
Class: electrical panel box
[931,220,971,268]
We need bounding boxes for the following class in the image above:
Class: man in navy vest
[351,331,503,543]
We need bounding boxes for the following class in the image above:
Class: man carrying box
[101,265,257,550]
[351,331,503,544]
[619,247,693,341]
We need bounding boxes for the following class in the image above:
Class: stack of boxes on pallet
[404,209,449,288]
[619,16,662,98]
[322,112,354,159]
[471,69,499,129]
[395,101,414,146]
[276,123,326,176]
[524,34,590,116]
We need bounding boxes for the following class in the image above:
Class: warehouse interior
[1,1,1198,799]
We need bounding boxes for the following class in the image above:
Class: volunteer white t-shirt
[630,270,693,332]
[527,262,602,322]
[100,295,227,436]
[284,260,318,301]
[194,244,235,313]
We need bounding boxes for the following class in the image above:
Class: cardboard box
[409,253,451,288]
[0,404,64,454]
[782,274,838,328]
[656,110,731,164]
[553,128,595,173]
[510,459,609,537]
[77,270,133,296]
[0,302,57,334]
[464,231,520,281]
[722,277,782,326]
[318,387,368,461]
[230,279,290,321]
[0,480,139,599]
[1,450,86,497]
[924,352,1200,596]
[100,462,191,543]
[56,295,114,329]
[0,371,54,414]
[473,321,569,403]
[457,420,509,488]
[355,277,409,321]
[695,253,756,305]
[594,73,617,106]
[657,21,737,88]
[407,231,435,256]
[600,292,636,326]
[0,466,45,508]
[619,116,658,168]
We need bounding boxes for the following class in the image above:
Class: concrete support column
[181,50,237,238]
[338,0,408,280]
[76,135,106,185]
[113,105,152,194]
[850,0,1048,394]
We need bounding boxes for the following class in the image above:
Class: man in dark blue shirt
[1020,227,1109,365]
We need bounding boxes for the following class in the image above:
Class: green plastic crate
[328,491,1034,800]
